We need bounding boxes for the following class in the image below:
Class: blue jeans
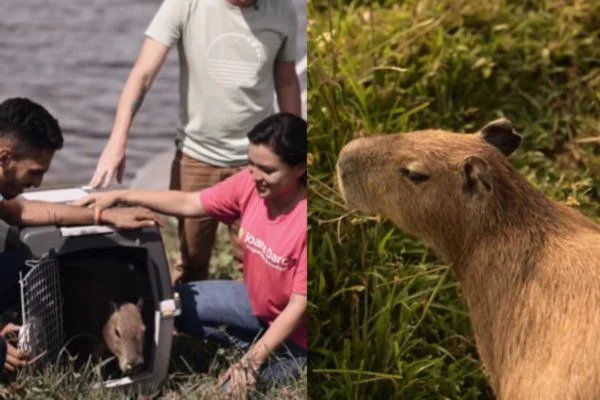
[175,280,306,387]
[0,252,27,315]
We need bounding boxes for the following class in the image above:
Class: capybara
[337,119,600,399]
[62,268,145,374]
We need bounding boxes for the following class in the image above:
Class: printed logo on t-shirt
[243,230,295,272]
[205,33,267,87]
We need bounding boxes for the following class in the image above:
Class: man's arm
[0,198,158,228]
[0,199,95,226]
[274,60,301,117]
[111,38,171,146]
[90,38,170,188]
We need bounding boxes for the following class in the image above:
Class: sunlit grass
[308,0,599,398]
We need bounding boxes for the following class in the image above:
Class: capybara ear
[136,298,144,310]
[479,118,521,156]
[463,156,493,194]
[109,301,119,312]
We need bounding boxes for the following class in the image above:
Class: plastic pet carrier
[1,188,180,394]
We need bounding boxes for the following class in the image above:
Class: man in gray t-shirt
[89,0,301,282]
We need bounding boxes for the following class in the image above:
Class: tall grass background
[308,0,600,398]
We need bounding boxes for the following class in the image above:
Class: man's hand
[90,141,126,189]
[218,356,261,400]
[1,323,28,373]
[102,207,161,229]
[71,191,125,210]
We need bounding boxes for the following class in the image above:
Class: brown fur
[102,302,145,373]
[337,119,600,399]
[62,268,145,374]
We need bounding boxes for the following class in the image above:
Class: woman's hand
[89,141,126,189]
[72,190,125,210]
[102,207,161,229]
[218,355,261,399]
[1,323,29,373]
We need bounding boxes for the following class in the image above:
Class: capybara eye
[400,168,429,183]
[115,328,121,338]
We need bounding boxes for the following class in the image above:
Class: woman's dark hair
[0,97,63,156]
[247,113,307,184]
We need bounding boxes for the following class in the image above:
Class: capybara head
[103,299,145,374]
[337,119,524,256]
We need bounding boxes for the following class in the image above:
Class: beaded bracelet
[94,207,103,225]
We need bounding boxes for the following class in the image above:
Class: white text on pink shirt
[243,231,293,272]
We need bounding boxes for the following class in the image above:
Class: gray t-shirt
[146,0,298,167]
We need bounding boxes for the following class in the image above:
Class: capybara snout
[336,141,371,211]
[337,134,414,213]
[103,301,145,374]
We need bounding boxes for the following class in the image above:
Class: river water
[0,0,307,187]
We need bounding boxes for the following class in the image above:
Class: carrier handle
[158,292,181,319]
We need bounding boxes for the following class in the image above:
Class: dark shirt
[0,335,6,370]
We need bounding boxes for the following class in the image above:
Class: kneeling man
[0,97,158,374]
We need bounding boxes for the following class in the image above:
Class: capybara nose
[127,361,144,375]
[337,138,374,210]
[123,357,144,374]
[338,138,368,164]
[337,138,367,179]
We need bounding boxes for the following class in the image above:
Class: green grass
[0,340,306,400]
[308,0,599,398]
[0,219,306,399]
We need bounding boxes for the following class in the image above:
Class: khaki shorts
[169,150,246,282]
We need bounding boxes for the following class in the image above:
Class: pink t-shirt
[200,170,307,350]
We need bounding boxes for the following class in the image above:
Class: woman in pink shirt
[76,113,307,395]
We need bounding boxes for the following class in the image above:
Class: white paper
[59,225,115,237]
[21,187,90,203]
